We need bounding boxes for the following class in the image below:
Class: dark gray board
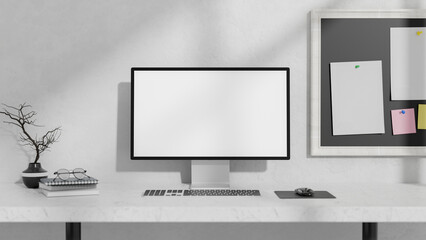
[321,18,426,146]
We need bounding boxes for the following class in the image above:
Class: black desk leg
[362,222,378,240]
[66,222,81,240]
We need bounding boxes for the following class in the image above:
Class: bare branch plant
[0,103,61,163]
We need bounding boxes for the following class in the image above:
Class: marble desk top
[1,182,426,222]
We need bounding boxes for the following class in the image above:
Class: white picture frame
[310,9,426,156]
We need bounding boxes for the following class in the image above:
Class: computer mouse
[295,188,314,196]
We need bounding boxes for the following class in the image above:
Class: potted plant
[0,103,61,188]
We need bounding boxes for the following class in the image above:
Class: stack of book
[39,177,99,197]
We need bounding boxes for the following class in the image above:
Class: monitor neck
[191,160,230,189]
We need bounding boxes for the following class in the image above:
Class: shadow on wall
[115,83,267,183]
[401,158,421,183]
[0,1,175,101]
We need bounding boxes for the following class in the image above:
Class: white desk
[1,183,426,239]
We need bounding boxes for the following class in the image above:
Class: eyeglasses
[53,168,89,181]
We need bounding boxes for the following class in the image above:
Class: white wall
[1,0,426,239]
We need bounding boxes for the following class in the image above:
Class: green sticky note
[418,104,426,129]
[355,65,360,69]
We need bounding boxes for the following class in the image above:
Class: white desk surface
[1,183,426,223]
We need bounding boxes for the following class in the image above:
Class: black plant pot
[22,163,48,188]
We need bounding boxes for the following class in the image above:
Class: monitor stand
[191,160,230,189]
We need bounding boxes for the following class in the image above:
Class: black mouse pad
[274,191,336,199]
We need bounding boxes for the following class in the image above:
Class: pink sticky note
[391,108,416,135]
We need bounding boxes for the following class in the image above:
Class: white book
[39,183,97,191]
[41,188,99,198]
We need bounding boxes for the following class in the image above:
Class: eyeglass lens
[73,168,86,179]
[56,169,70,180]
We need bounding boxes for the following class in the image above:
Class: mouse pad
[274,191,336,199]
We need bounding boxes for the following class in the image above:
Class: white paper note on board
[330,60,385,136]
[391,27,426,100]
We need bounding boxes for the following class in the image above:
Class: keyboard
[143,189,261,196]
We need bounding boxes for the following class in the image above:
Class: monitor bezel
[131,67,290,160]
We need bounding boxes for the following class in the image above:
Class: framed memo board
[310,10,426,156]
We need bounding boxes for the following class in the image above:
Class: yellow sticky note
[417,31,423,36]
[418,104,426,129]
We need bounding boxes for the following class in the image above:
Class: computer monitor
[131,67,289,189]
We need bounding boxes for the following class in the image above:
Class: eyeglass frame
[53,168,90,181]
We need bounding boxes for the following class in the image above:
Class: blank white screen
[133,70,288,157]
